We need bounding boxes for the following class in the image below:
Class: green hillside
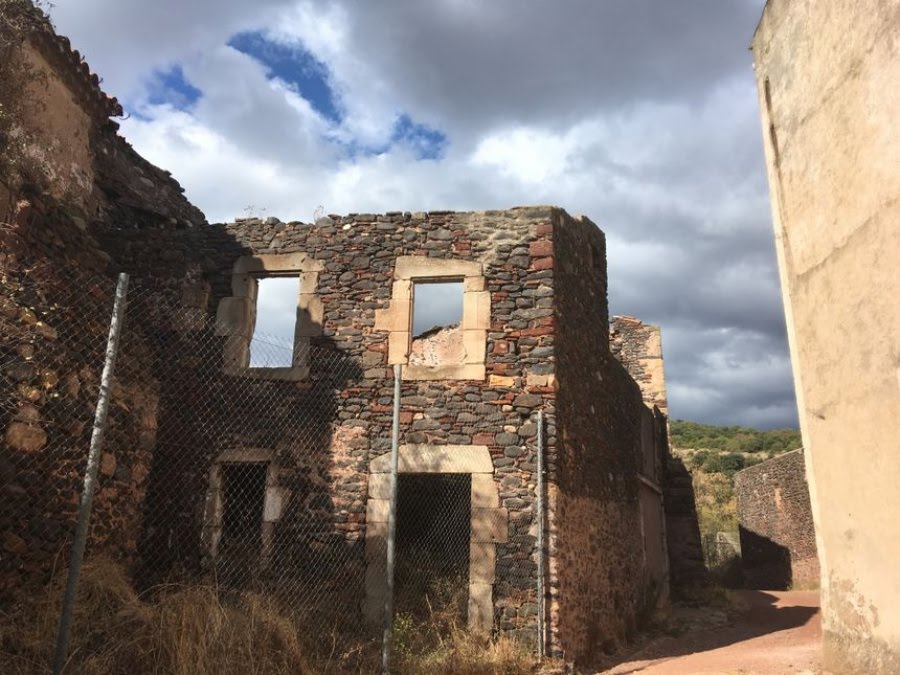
[670,419,801,455]
[670,420,802,577]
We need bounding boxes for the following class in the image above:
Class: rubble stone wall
[0,199,159,599]
[735,449,818,590]
[104,208,561,638]
[0,16,206,598]
[103,207,661,659]
[609,315,667,416]
[550,210,654,663]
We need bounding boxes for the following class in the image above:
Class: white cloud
[51,0,795,428]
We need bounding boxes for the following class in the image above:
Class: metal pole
[536,409,545,658]
[382,364,402,674]
[52,273,130,675]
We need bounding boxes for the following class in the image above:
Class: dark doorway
[395,473,471,623]
[220,463,267,571]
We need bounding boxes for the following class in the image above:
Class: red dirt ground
[598,591,823,675]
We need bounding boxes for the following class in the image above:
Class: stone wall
[0,199,159,598]
[104,209,559,639]
[0,9,206,599]
[735,449,818,590]
[0,6,205,229]
[550,210,661,663]
[99,207,663,660]
[609,316,668,415]
[752,0,900,671]
[609,315,707,593]
[659,453,708,591]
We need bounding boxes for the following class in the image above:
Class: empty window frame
[249,276,300,368]
[409,280,465,367]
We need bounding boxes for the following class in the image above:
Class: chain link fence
[1,269,548,673]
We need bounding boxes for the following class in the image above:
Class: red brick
[535,222,553,236]
[529,240,553,257]
[473,433,495,445]
[530,256,554,271]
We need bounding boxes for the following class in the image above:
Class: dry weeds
[0,558,546,674]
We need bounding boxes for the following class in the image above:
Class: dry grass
[0,558,312,674]
[392,572,540,675]
[398,626,538,675]
[0,558,548,674]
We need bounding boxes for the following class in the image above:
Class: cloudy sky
[49,0,798,429]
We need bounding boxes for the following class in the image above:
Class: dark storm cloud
[313,0,765,140]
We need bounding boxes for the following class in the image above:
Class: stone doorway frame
[201,448,290,568]
[363,444,507,635]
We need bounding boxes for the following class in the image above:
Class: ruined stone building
[752,0,900,672]
[609,316,707,591]
[0,7,705,667]
[734,449,818,590]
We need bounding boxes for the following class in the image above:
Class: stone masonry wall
[101,206,658,657]
[609,314,708,593]
[550,210,651,664]
[103,208,564,638]
[0,198,160,599]
[0,14,206,598]
[609,315,667,416]
[735,448,818,590]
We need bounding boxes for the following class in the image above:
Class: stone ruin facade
[106,207,673,662]
[0,9,704,667]
[734,449,819,590]
[609,315,707,591]
[609,316,668,416]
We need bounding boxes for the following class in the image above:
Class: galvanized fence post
[382,363,402,674]
[52,273,130,675]
[536,409,546,658]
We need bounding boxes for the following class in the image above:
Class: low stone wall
[735,449,819,590]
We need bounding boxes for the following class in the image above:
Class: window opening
[220,463,267,559]
[410,281,464,366]
[395,473,471,622]
[250,276,299,367]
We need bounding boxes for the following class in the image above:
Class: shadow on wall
[128,286,366,596]
[739,526,793,591]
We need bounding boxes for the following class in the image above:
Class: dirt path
[599,591,822,675]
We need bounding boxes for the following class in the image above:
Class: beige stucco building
[751,1,900,672]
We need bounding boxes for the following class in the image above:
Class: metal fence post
[536,409,546,658]
[52,273,130,675]
[382,363,402,674]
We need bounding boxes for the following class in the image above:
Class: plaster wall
[752,1,900,671]
[18,45,96,211]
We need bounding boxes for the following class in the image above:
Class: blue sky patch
[228,31,341,124]
[391,115,447,160]
[147,65,202,109]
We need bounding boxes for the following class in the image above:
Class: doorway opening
[219,462,268,570]
[395,473,471,622]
